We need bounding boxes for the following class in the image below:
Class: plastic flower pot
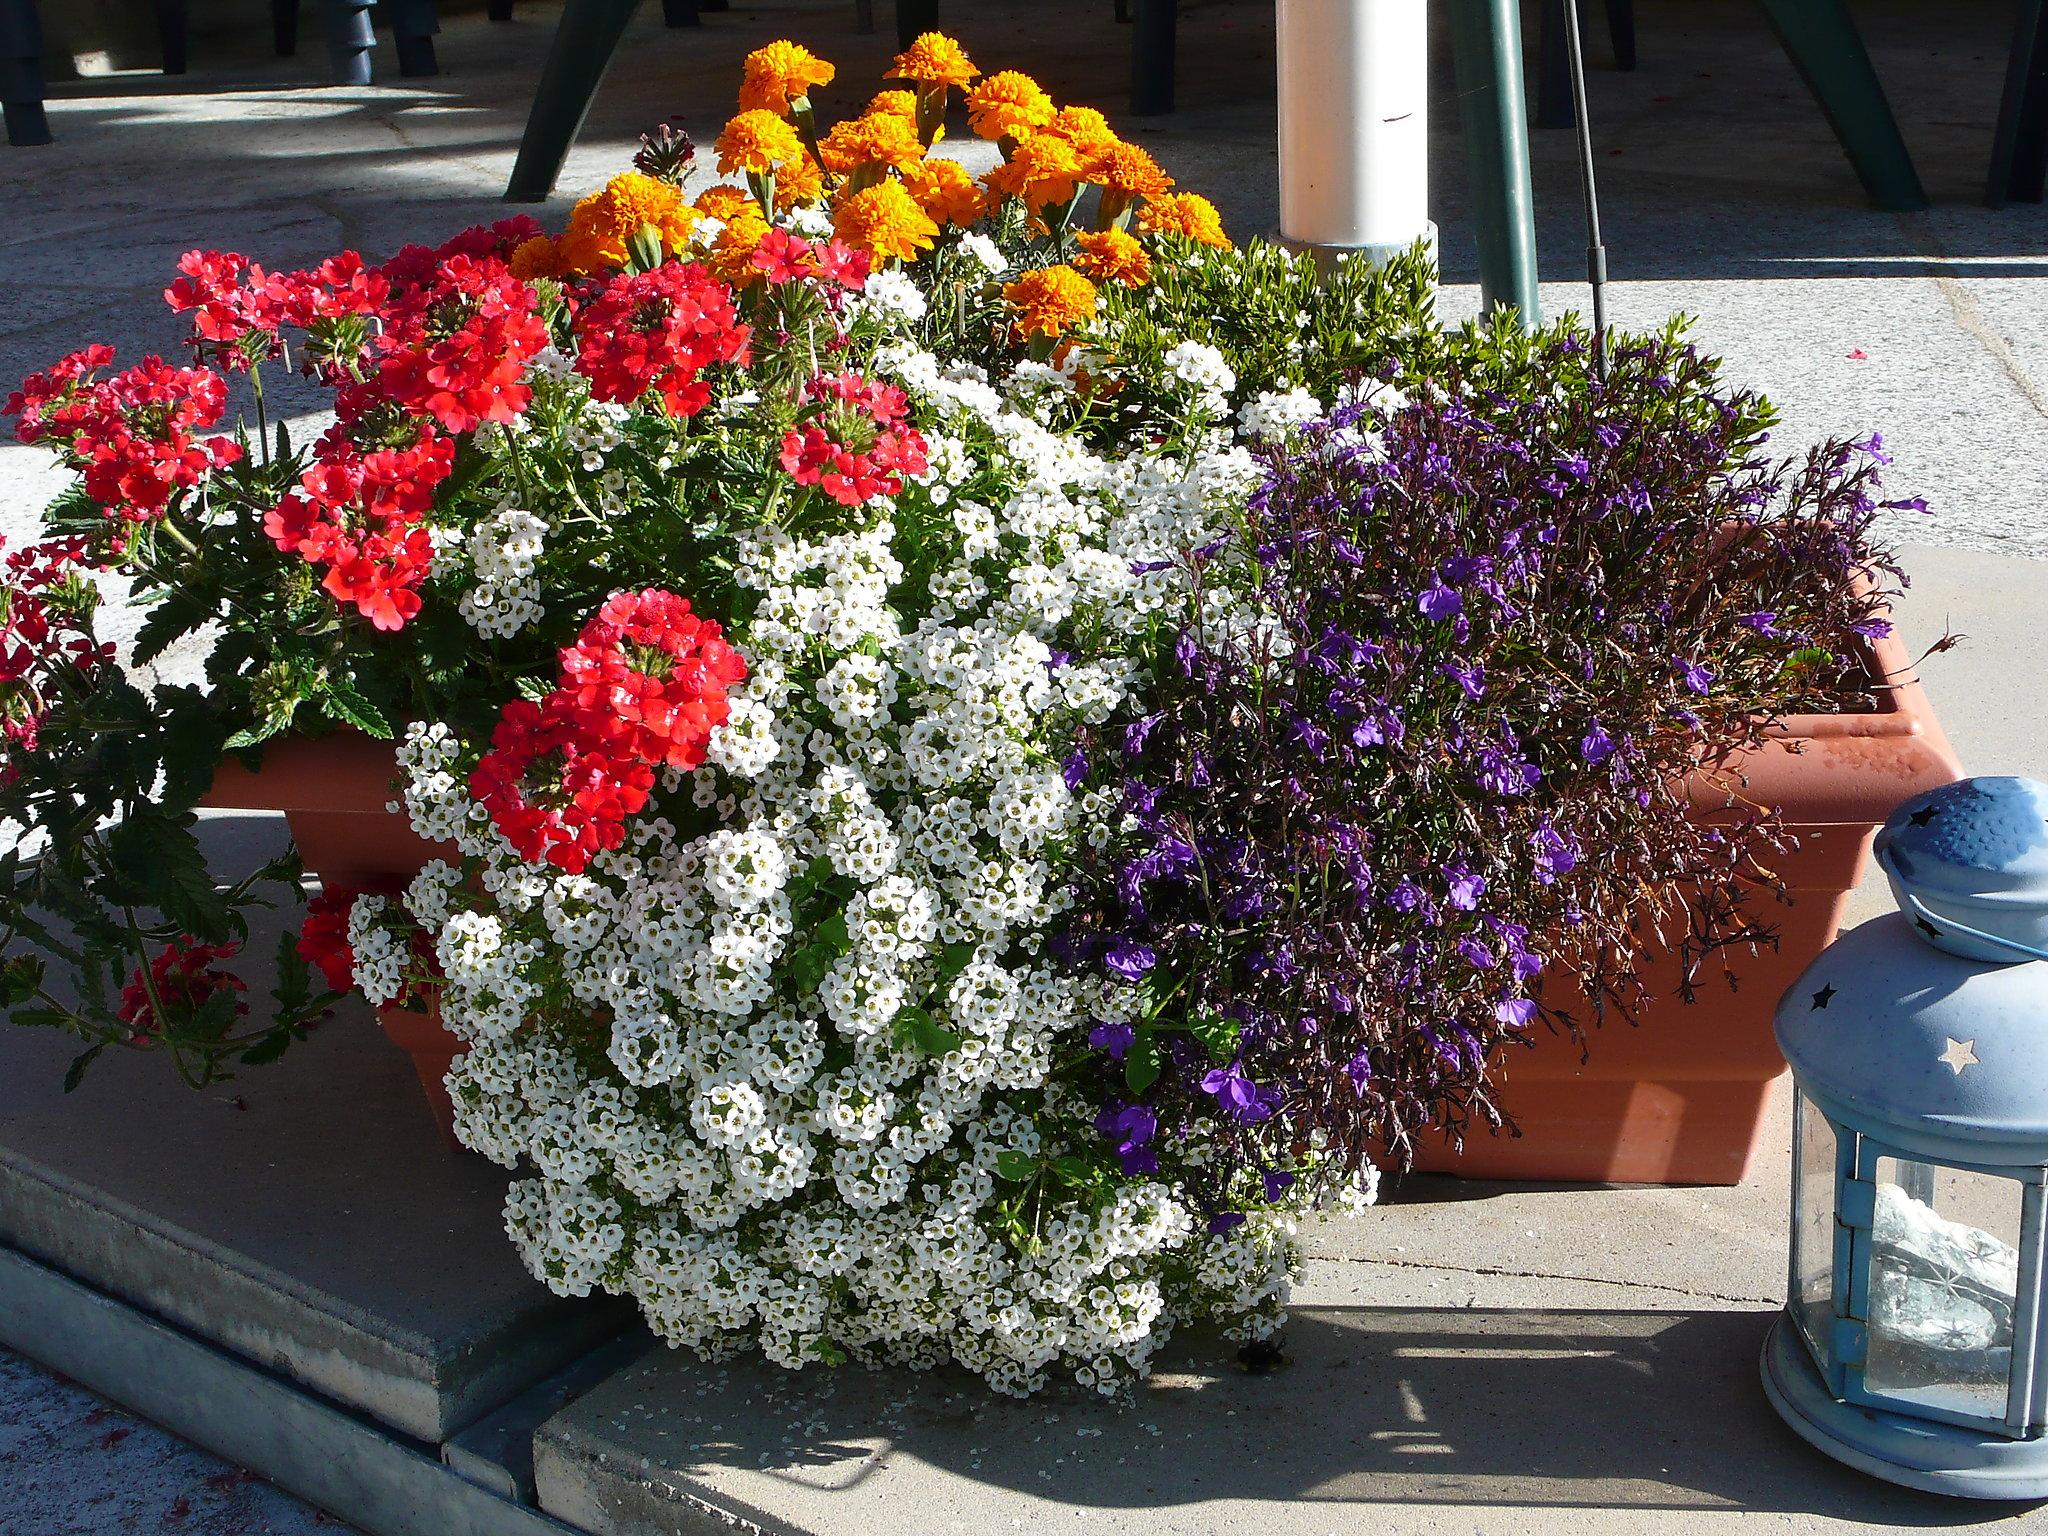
[201,733,465,1147]
[1410,625,1962,1186]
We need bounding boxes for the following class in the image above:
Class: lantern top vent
[1875,776,2048,965]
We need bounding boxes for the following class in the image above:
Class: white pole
[1277,0,1433,260]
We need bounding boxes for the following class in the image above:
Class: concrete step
[0,821,628,1445]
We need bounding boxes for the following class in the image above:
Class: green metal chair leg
[505,0,643,202]
[1755,0,1925,211]
[1446,0,1541,326]
[896,0,938,48]
[1989,0,2048,205]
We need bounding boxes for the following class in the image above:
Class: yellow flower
[1085,139,1173,200]
[737,39,835,115]
[508,234,566,282]
[887,31,978,92]
[715,109,805,176]
[557,171,701,274]
[866,89,920,124]
[982,132,1083,213]
[704,204,772,287]
[817,111,925,178]
[904,156,984,228]
[1002,263,1098,339]
[1073,227,1151,287]
[966,70,1055,141]
[1137,191,1230,249]
[693,185,755,223]
[832,178,940,263]
[1044,105,1118,159]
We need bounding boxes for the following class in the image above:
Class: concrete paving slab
[0,813,626,1444]
[532,1287,2042,1535]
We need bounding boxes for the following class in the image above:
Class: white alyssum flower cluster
[358,283,1368,1399]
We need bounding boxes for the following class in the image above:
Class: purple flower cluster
[1065,329,1911,1214]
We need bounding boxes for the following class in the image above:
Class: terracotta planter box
[202,735,466,1146]
[201,624,1959,1183]
[1409,627,1962,1186]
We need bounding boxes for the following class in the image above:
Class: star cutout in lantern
[1908,806,1939,827]
[1939,1037,1979,1075]
[1811,984,1836,1010]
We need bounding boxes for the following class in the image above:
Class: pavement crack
[1898,211,2048,423]
[1315,1252,1775,1306]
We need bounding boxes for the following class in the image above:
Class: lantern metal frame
[1786,1088,2048,1439]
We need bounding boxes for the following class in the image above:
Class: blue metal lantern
[1763,776,2048,1499]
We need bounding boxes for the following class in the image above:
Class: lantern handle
[1899,888,2048,964]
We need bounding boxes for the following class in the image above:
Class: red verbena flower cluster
[572,262,752,418]
[264,411,452,631]
[556,588,751,768]
[117,939,248,1042]
[4,348,242,525]
[778,370,929,506]
[472,589,747,872]
[748,228,871,292]
[295,888,360,994]
[0,536,113,778]
[374,253,551,434]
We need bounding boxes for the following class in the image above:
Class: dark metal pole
[1560,0,1609,377]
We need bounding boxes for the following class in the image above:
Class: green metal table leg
[505,0,643,202]
[1447,0,1541,326]
[1755,0,1925,211]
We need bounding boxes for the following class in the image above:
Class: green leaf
[1,954,44,1006]
[238,1029,295,1067]
[895,1005,962,1057]
[933,940,977,988]
[62,1044,105,1092]
[1051,1155,1093,1187]
[994,1151,1038,1183]
[106,812,231,942]
[317,678,393,740]
[812,912,850,956]
[810,1336,848,1367]
[787,942,836,997]
[1189,1010,1241,1063]
[130,590,216,669]
[272,928,312,1015]
[11,1006,74,1032]
[1124,1031,1161,1095]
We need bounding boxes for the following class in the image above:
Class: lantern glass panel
[1862,1156,2022,1423]
[1792,1094,1838,1362]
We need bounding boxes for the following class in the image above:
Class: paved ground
[1,0,2045,1529]
[0,1345,344,1535]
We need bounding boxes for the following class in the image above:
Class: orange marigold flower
[558,171,701,274]
[1086,139,1173,200]
[966,70,1055,141]
[817,111,925,177]
[866,89,919,123]
[704,205,773,287]
[774,154,826,213]
[1073,227,1151,287]
[887,31,978,92]
[509,234,567,281]
[1137,191,1231,249]
[693,185,755,223]
[1044,105,1119,158]
[715,109,805,175]
[737,39,835,115]
[983,131,1083,212]
[904,157,984,228]
[832,178,940,264]
[1002,263,1098,340]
